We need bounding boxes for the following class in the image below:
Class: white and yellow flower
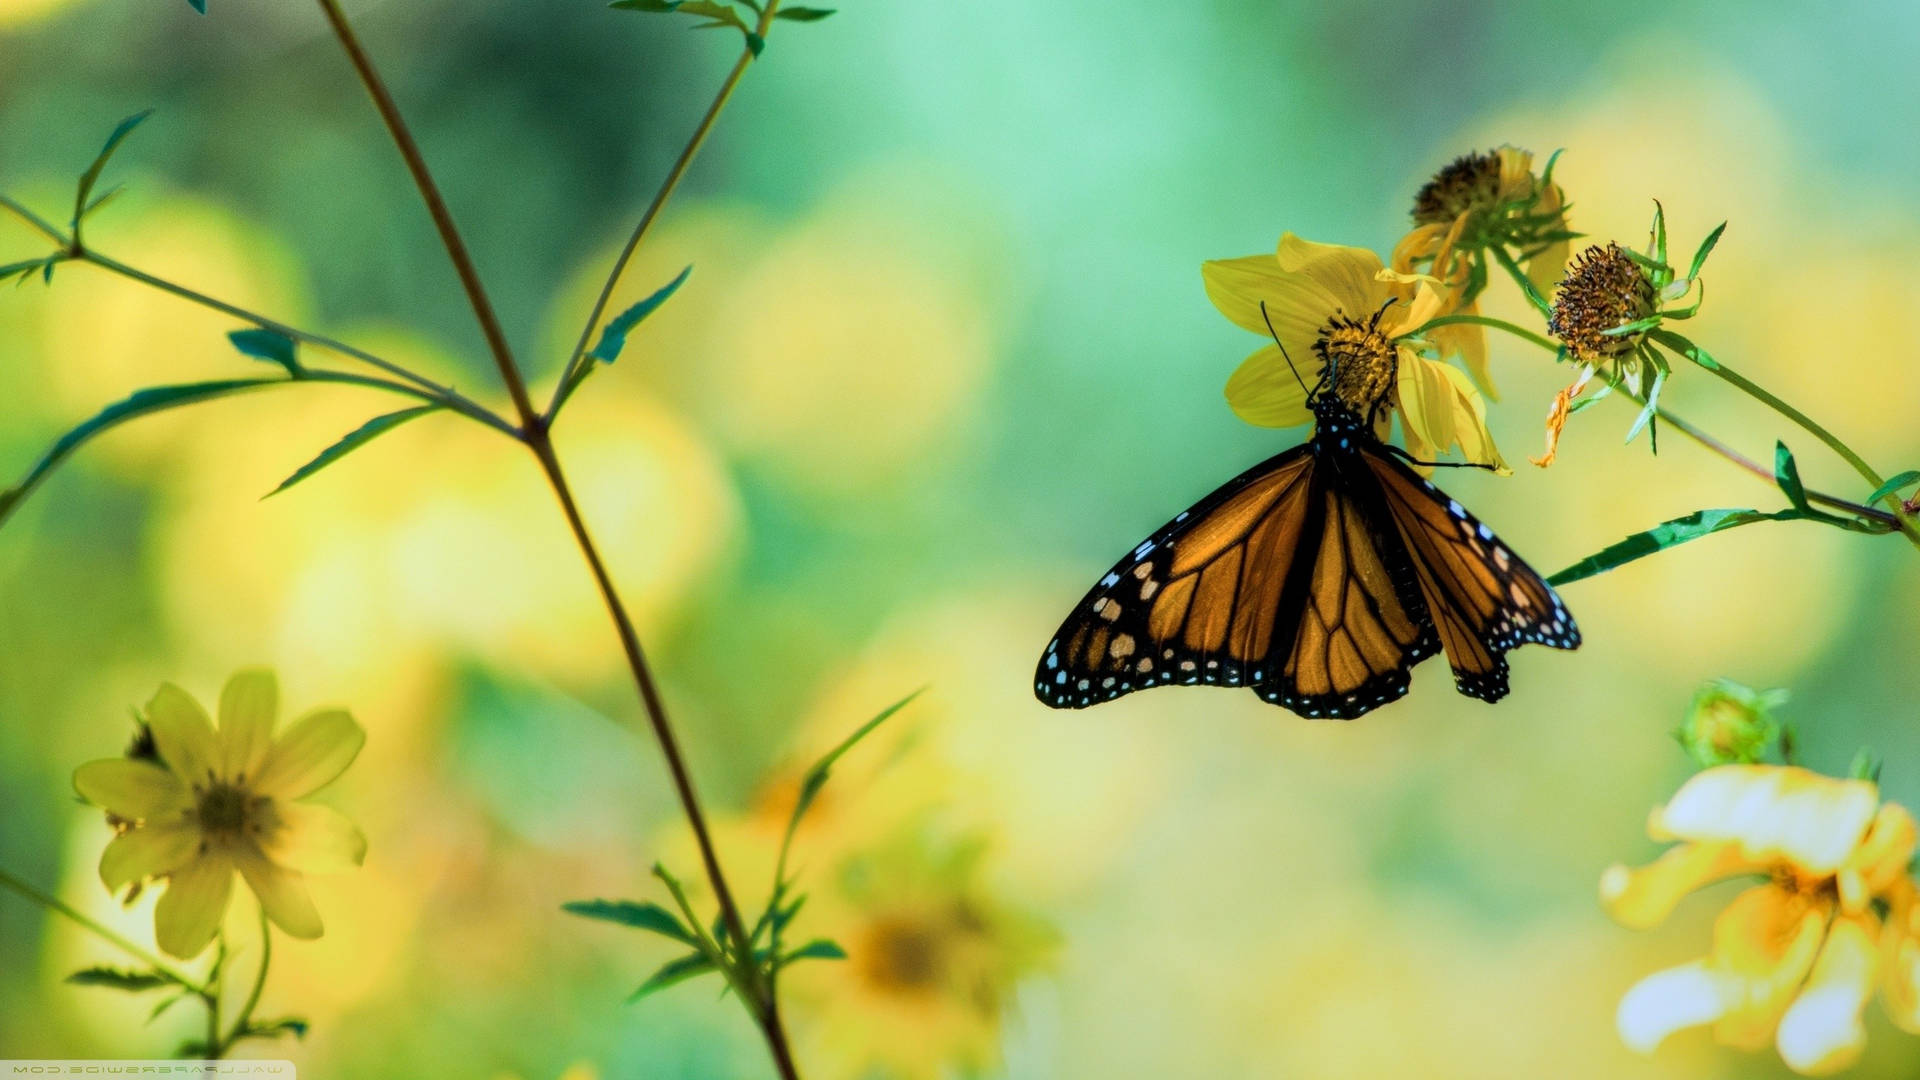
[1203,233,1507,471]
[1603,765,1920,1075]
[73,669,367,958]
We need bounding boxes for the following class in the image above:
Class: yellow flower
[1602,765,1920,1074]
[1203,233,1507,471]
[73,669,367,959]
[792,831,1056,1080]
[1394,147,1571,396]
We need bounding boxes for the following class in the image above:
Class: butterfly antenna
[1259,300,1311,397]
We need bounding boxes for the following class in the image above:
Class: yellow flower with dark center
[1395,147,1571,395]
[1602,765,1920,1075]
[1203,233,1507,472]
[73,670,367,959]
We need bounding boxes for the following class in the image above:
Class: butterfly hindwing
[1361,445,1580,702]
[1035,447,1317,707]
[1253,461,1440,718]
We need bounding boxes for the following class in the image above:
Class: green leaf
[561,899,698,946]
[228,327,301,375]
[609,0,683,10]
[589,265,691,364]
[188,0,206,11]
[74,110,154,231]
[1866,470,1920,506]
[1623,368,1665,446]
[790,688,927,831]
[745,30,765,54]
[0,378,286,530]
[1686,221,1728,280]
[1773,441,1812,511]
[66,967,170,991]
[242,1017,309,1040]
[0,257,59,285]
[775,6,835,19]
[780,938,846,965]
[264,405,440,498]
[148,993,188,1023]
[1547,508,1801,586]
[626,952,717,1002]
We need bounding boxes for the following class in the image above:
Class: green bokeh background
[4,1,1920,1077]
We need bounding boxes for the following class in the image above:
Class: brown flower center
[1315,312,1399,414]
[1548,242,1657,362]
[195,781,265,845]
[858,914,946,995]
[1412,150,1504,227]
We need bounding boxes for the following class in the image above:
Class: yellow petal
[1654,766,1879,875]
[261,801,367,874]
[1617,960,1737,1054]
[1394,353,1508,473]
[1841,802,1918,903]
[252,708,365,799]
[146,682,219,787]
[155,853,233,959]
[1600,841,1764,930]
[1389,224,1446,274]
[1882,883,1920,1033]
[72,758,190,820]
[1202,254,1338,345]
[99,820,200,891]
[1495,145,1536,199]
[217,668,278,782]
[1708,885,1830,1050]
[1274,233,1389,315]
[236,846,323,939]
[1776,914,1878,1075]
[1224,344,1320,429]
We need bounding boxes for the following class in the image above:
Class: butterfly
[1035,321,1578,719]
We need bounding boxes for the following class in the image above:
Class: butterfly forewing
[1035,448,1316,707]
[1362,446,1580,702]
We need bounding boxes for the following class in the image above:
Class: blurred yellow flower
[790,831,1055,1080]
[72,669,367,958]
[0,0,90,30]
[1396,146,1571,395]
[493,1065,598,1080]
[1203,233,1507,471]
[1602,765,1920,1074]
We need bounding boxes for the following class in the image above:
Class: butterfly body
[1036,393,1578,719]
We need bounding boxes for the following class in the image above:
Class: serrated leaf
[1866,470,1920,506]
[0,378,285,530]
[1547,508,1802,586]
[228,327,300,375]
[66,967,170,991]
[74,110,154,231]
[780,938,846,965]
[561,899,698,945]
[775,6,835,20]
[626,952,717,1002]
[264,405,439,498]
[589,265,691,364]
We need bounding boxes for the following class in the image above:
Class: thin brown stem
[314,0,539,431]
[528,436,801,1080]
[1649,404,1898,526]
[544,0,782,425]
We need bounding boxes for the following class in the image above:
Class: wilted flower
[73,670,367,958]
[1396,146,1572,395]
[1203,233,1507,471]
[1534,204,1725,465]
[1602,765,1920,1075]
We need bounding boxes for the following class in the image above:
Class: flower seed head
[1549,242,1657,362]
[1411,150,1504,228]
[1314,311,1398,415]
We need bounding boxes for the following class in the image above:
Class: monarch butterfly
[1035,307,1579,719]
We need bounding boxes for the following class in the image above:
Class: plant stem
[0,192,67,243]
[314,0,539,432]
[314,4,801,1075]
[0,865,214,997]
[544,0,782,425]
[224,906,272,1054]
[205,937,224,1059]
[1404,313,1559,354]
[1649,329,1920,547]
